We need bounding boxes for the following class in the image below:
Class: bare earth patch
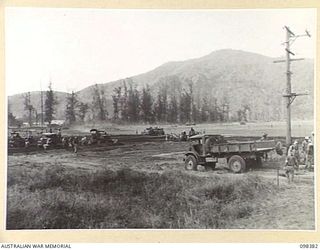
[7,141,315,230]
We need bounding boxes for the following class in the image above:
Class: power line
[274,26,311,147]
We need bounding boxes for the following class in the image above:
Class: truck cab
[185,134,227,171]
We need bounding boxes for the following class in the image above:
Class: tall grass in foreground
[7,164,276,229]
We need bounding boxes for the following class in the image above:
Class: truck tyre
[228,155,246,173]
[185,155,197,171]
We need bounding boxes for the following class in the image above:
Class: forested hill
[9,49,314,122]
[77,49,314,122]
[8,91,69,122]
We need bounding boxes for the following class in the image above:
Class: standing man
[189,127,196,137]
[73,136,79,153]
[288,140,300,164]
[57,128,62,139]
[260,133,269,160]
[305,138,314,170]
[301,136,309,164]
[284,150,299,183]
[180,131,187,141]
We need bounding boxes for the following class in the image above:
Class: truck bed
[209,140,275,154]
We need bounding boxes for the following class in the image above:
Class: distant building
[51,120,65,126]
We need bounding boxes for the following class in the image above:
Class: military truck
[184,134,279,173]
[141,127,165,136]
[89,129,112,145]
[37,133,60,148]
[8,132,25,148]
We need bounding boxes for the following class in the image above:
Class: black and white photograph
[5,7,316,230]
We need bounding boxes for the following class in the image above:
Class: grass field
[7,165,274,229]
[65,120,314,137]
[7,137,315,230]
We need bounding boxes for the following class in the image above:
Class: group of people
[181,127,198,141]
[284,132,314,183]
[61,136,79,153]
[166,127,199,142]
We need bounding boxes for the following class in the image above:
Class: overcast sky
[5,8,316,96]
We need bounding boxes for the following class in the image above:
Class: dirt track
[7,140,315,229]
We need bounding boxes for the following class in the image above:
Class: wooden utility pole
[40,82,44,127]
[24,92,33,127]
[274,26,310,147]
[41,90,44,126]
[285,27,292,148]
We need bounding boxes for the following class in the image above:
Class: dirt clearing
[7,140,315,229]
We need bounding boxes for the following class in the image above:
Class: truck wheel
[228,155,246,173]
[205,162,216,171]
[185,155,197,171]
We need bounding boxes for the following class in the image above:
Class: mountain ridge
[8,49,314,121]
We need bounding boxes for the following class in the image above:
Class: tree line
[110,77,234,124]
[8,77,255,127]
[8,83,106,127]
[8,83,56,127]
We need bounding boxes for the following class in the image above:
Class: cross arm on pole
[284,26,295,36]
[273,58,304,63]
[283,92,309,107]
[285,48,295,56]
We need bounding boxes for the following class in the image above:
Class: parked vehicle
[184,134,278,173]
[8,132,25,148]
[141,127,165,136]
[89,129,112,144]
[37,133,60,148]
